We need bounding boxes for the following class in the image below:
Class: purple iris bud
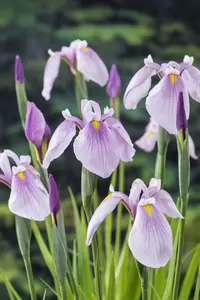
[25,102,51,154]
[49,174,61,222]
[42,100,136,178]
[176,92,188,133]
[0,150,50,221]
[15,56,24,83]
[86,178,183,268]
[41,39,109,100]
[106,64,121,98]
[124,54,200,134]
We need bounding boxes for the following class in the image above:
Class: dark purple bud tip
[15,55,24,83]
[49,174,61,216]
[176,91,188,132]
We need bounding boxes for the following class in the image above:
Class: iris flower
[0,150,50,220]
[135,118,198,159]
[124,55,200,134]
[86,178,183,268]
[43,100,135,178]
[42,39,109,100]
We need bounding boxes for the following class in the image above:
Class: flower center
[143,204,153,216]
[81,47,89,52]
[170,74,177,85]
[92,120,100,130]
[17,172,25,180]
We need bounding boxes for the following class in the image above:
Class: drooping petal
[42,52,61,100]
[146,75,189,134]
[76,47,109,86]
[86,194,121,245]
[8,168,50,221]
[81,100,101,124]
[182,65,200,102]
[0,152,12,181]
[104,117,135,162]
[128,203,173,268]
[188,135,198,160]
[123,66,153,110]
[153,190,183,219]
[73,121,120,178]
[135,130,157,152]
[25,102,46,148]
[43,120,76,169]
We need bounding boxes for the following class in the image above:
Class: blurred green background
[1,0,200,298]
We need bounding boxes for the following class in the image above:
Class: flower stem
[75,71,88,113]
[23,256,37,300]
[172,135,190,300]
[135,260,148,300]
[115,161,124,260]
[60,282,68,300]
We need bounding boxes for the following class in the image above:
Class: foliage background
[0,0,200,298]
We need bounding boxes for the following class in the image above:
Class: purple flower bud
[15,56,24,83]
[25,101,50,149]
[49,174,61,218]
[176,92,188,132]
[106,64,121,98]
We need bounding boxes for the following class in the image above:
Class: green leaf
[106,252,115,300]
[15,216,31,257]
[39,278,61,299]
[179,244,200,300]
[194,262,200,300]
[42,289,47,300]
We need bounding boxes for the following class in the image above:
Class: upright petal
[182,65,200,102]
[76,47,109,86]
[128,179,148,215]
[104,117,135,162]
[128,204,172,268]
[188,135,198,160]
[8,168,50,221]
[153,190,183,219]
[123,66,153,109]
[4,150,20,165]
[0,152,12,181]
[43,120,76,168]
[25,102,46,148]
[86,194,121,245]
[81,100,101,124]
[73,121,120,178]
[146,75,189,134]
[42,52,61,100]
[148,178,161,196]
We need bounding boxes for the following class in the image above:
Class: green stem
[23,256,36,300]
[172,135,190,300]
[135,261,148,300]
[60,282,68,300]
[115,161,125,261]
[75,71,88,113]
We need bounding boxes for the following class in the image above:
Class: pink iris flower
[42,39,109,100]
[124,55,200,134]
[135,118,198,159]
[0,150,50,221]
[86,178,183,268]
[43,100,135,178]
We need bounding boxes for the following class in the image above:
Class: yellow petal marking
[143,204,153,216]
[170,74,177,85]
[92,120,100,130]
[147,131,153,138]
[81,47,89,52]
[17,172,25,180]
[104,194,112,200]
